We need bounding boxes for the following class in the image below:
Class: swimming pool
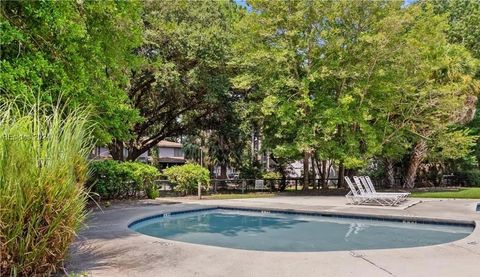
[129,208,474,252]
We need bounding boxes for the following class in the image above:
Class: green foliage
[121,162,159,188]
[0,1,143,144]
[411,187,480,198]
[163,163,210,195]
[430,0,480,61]
[88,160,127,198]
[238,159,263,179]
[430,0,480,170]
[0,102,93,275]
[88,160,159,199]
[119,0,242,160]
[263,171,282,179]
[122,162,160,199]
[358,161,387,180]
[428,129,479,161]
[206,99,247,174]
[455,170,480,187]
[145,184,159,199]
[234,0,409,168]
[233,0,479,178]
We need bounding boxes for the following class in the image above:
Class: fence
[356,175,469,189]
[156,175,465,193]
[156,177,345,194]
[155,174,467,194]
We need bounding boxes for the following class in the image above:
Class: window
[174,148,183,157]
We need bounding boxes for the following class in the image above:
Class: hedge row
[87,160,160,199]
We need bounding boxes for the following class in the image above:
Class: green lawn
[411,188,480,199]
[205,189,480,200]
[206,193,276,200]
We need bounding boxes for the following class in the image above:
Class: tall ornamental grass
[0,103,93,276]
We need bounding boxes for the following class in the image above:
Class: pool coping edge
[127,205,476,229]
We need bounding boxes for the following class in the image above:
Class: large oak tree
[232,0,479,188]
[110,0,239,161]
[1,0,143,144]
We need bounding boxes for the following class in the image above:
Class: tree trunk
[337,162,345,188]
[302,151,310,191]
[220,164,227,179]
[125,147,143,161]
[311,155,317,189]
[251,128,255,163]
[124,138,162,161]
[266,150,270,171]
[108,139,125,161]
[431,163,444,187]
[208,164,215,177]
[384,158,395,188]
[280,175,287,191]
[321,160,328,190]
[403,140,427,189]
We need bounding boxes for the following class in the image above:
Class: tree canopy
[112,0,241,161]
[1,1,143,144]
[1,0,479,188]
[232,0,479,187]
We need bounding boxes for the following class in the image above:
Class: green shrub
[145,185,159,199]
[88,160,129,198]
[263,171,282,179]
[0,103,93,276]
[88,160,160,199]
[163,163,210,195]
[455,170,480,186]
[121,162,160,199]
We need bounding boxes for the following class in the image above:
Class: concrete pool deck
[66,196,480,277]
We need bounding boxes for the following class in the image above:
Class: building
[91,140,185,168]
[153,140,185,169]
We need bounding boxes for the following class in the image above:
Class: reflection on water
[130,209,473,252]
[345,223,367,240]
[155,213,305,237]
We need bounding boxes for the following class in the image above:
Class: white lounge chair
[344,176,376,205]
[362,176,410,200]
[352,176,403,206]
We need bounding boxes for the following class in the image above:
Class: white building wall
[213,166,238,178]
[159,148,175,157]
[92,145,184,162]
[289,161,303,178]
[98,147,110,157]
[286,160,338,179]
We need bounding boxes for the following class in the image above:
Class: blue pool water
[129,209,474,252]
